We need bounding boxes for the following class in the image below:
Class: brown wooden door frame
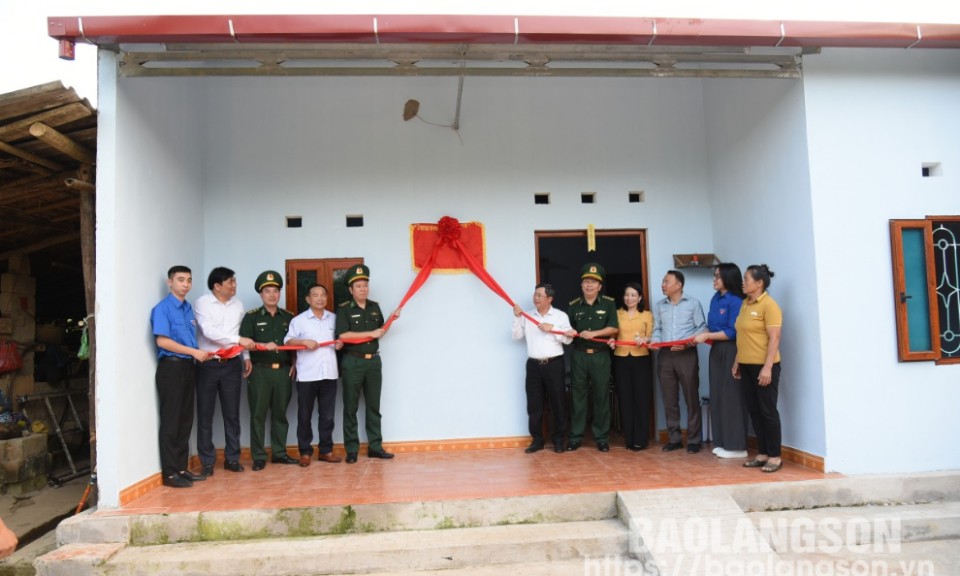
[284,257,364,314]
[534,228,654,442]
[534,229,650,310]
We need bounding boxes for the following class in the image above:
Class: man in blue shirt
[151,266,212,488]
[649,270,707,454]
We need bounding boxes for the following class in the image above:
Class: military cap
[255,270,283,293]
[580,263,605,283]
[346,264,370,285]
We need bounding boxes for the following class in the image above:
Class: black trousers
[525,356,566,447]
[741,362,782,458]
[297,379,338,456]
[614,355,653,448]
[196,357,243,465]
[156,357,195,477]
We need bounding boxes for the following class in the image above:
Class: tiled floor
[116,440,835,515]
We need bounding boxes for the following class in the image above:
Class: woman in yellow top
[608,282,655,451]
[733,264,784,473]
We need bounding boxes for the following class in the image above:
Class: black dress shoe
[271,454,299,465]
[553,445,565,453]
[597,442,610,452]
[224,460,245,472]
[201,464,214,477]
[524,442,544,454]
[661,442,683,452]
[566,442,581,452]
[368,449,395,459]
[163,475,192,488]
[179,470,206,482]
[345,452,358,464]
[252,460,266,471]
[687,443,701,454]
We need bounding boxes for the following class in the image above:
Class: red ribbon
[212,216,708,358]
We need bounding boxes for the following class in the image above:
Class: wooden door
[285,258,364,314]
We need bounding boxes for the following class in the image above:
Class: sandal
[743,458,768,468]
[761,459,783,473]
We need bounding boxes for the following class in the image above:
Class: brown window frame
[889,217,959,364]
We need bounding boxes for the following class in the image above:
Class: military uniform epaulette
[339,300,351,308]
[569,297,582,306]
[246,308,259,315]
[602,295,615,302]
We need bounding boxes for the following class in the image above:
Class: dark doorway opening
[535,229,655,442]
[535,230,650,309]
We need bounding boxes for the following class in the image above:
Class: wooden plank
[0,81,64,106]
[0,171,77,205]
[0,84,81,124]
[76,163,97,497]
[23,197,79,215]
[0,102,93,143]
[0,139,65,171]
[29,123,96,164]
[0,232,79,261]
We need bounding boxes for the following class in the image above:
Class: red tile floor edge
[113,440,837,516]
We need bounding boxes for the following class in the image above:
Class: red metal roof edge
[47,14,960,49]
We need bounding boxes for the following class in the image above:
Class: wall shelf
[673,253,721,269]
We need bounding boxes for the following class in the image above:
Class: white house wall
[803,48,960,474]
[195,76,717,448]
[701,77,826,459]
[98,56,206,506]
[102,66,894,506]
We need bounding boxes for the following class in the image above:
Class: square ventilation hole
[922,162,942,178]
[346,215,364,228]
[286,216,302,228]
[581,192,596,204]
[534,193,550,205]
[629,191,645,203]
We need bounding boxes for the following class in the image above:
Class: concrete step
[747,501,960,550]
[35,518,629,576]
[326,560,594,576]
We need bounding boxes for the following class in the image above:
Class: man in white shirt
[284,283,343,467]
[195,266,254,475]
[512,283,573,454]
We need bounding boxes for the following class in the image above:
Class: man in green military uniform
[336,264,397,464]
[564,263,620,452]
[240,271,299,471]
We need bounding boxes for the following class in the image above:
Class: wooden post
[76,164,97,505]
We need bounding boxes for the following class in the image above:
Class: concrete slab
[51,519,627,576]
[62,491,618,546]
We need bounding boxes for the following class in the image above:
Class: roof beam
[118,42,801,79]
[0,232,79,261]
[0,102,93,143]
[0,139,65,171]
[29,122,96,164]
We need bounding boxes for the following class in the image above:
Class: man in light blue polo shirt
[649,270,707,454]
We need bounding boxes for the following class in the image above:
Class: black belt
[346,351,379,359]
[160,355,193,363]
[528,355,563,365]
[253,361,290,369]
[214,355,241,363]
